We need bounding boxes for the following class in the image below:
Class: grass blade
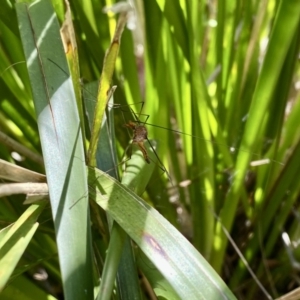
[16,1,93,298]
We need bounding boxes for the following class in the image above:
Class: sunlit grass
[0,0,300,299]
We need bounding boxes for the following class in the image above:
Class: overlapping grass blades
[1,0,300,299]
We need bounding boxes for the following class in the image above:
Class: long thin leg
[145,137,173,185]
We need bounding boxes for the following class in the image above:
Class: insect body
[124,121,150,164]
[124,119,173,184]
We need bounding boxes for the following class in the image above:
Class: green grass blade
[90,168,237,299]
[0,203,45,291]
[0,275,57,300]
[96,145,156,300]
[88,12,127,167]
[212,0,300,272]
[16,1,93,299]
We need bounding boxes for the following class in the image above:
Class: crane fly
[119,102,173,184]
[69,100,171,209]
[124,121,150,164]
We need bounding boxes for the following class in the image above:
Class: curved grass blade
[90,167,237,299]
[137,249,180,300]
